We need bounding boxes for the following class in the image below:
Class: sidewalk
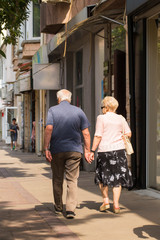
[0,143,160,240]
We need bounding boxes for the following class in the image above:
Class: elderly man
[44,89,91,219]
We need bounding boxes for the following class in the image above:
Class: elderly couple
[44,89,133,219]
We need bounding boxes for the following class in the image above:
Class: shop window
[75,50,83,109]
[111,24,126,117]
[33,0,40,37]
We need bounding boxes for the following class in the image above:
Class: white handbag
[122,117,134,155]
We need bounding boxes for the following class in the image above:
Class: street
[0,143,160,240]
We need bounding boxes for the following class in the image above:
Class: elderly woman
[90,96,133,213]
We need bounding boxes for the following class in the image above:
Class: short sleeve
[80,110,90,130]
[94,115,104,137]
[122,117,131,134]
[46,108,54,126]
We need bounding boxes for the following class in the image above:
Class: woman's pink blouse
[95,112,131,152]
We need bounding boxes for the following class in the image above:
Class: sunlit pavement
[0,142,160,240]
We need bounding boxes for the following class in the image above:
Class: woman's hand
[90,152,94,161]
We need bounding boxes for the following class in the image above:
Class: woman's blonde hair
[102,96,119,112]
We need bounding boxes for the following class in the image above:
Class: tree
[0,0,34,57]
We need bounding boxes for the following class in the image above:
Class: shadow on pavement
[0,201,81,240]
[0,167,34,178]
[78,172,160,227]
[133,225,160,239]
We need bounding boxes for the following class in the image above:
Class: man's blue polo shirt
[46,101,90,154]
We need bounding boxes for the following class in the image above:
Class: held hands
[84,151,95,164]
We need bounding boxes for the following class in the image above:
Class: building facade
[0,1,40,151]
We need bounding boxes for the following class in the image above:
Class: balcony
[13,57,19,72]
[40,0,98,34]
[21,40,40,59]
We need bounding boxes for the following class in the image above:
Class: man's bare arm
[82,128,91,152]
[44,125,53,149]
[82,128,92,163]
[44,125,53,163]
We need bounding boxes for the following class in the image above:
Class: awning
[47,4,125,58]
[93,0,125,15]
[18,61,32,71]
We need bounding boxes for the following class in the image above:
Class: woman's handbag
[122,117,134,155]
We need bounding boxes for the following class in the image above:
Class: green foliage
[0,49,6,58]
[0,0,34,46]
[111,25,126,56]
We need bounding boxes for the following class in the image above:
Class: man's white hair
[57,89,72,102]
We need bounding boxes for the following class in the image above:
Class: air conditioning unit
[41,0,70,3]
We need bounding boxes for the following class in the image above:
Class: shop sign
[33,63,60,90]
[19,72,31,92]
[2,86,7,99]
[32,45,49,64]
[14,81,20,95]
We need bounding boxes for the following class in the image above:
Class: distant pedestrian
[10,118,19,151]
[90,96,133,214]
[44,89,91,219]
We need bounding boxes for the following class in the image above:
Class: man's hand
[45,150,52,163]
[84,152,94,164]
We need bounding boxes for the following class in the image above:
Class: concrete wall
[95,30,104,119]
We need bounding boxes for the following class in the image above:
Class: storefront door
[147,12,160,190]
[5,107,17,144]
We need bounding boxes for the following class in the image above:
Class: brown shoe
[100,203,110,212]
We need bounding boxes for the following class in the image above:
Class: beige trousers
[51,152,81,212]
